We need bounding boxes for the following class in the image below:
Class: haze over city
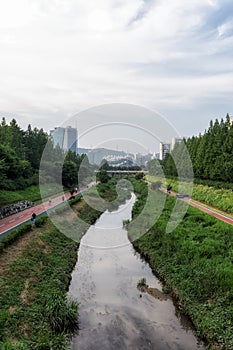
[0,0,233,149]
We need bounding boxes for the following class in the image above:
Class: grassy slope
[0,221,78,349]
[129,180,233,350]
[146,175,233,215]
[0,183,64,207]
[0,178,131,349]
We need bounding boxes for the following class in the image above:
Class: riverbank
[146,175,233,215]
[0,218,79,349]
[0,178,131,349]
[69,191,204,350]
[128,179,233,350]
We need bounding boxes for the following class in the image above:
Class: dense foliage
[164,177,233,213]
[0,118,92,192]
[0,118,48,190]
[162,114,233,183]
[149,175,233,214]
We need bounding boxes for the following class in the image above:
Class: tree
[147,159,163,176]
[96,170,110,183]
[100,159,110,170]
[62,160,78,188]
[135,172,144,180]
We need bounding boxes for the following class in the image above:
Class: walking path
[1,182,232,239]
[160,188,233,225]
[0,184,95,238]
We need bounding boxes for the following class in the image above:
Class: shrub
[44,292,79,334]
[123,219,130,227]
[137,277,147,288]
[135,172,144,180]
[0,223,32,253]
[34,216,48,228]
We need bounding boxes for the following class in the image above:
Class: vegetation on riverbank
[146,175,233,215]
[0,177,132,349]
[160,115,233,183]
[0,219,79,349]
[0,183,65,207]
[128,178,233,350]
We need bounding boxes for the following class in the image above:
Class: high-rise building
[159,142,170,160]
[50,127,65,149]
[64,126,77,153]
[50,126,78,153]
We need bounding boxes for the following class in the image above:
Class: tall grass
[129,178,233,349]
[147,175,233,214]
[0,177,132,349]
[44,292,79,333]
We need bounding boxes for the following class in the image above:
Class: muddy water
[69,194,205,350]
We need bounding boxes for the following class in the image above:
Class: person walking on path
[31,212,37,222]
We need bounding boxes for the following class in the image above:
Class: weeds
[137,278,147,288]
[130,177,233,349]
[44,292,79,333]
[0,178,131,349]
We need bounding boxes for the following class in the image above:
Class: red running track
[185,199,233,225]
[0,184,95,236]
[160,188,233,225]
[1,184,232,237]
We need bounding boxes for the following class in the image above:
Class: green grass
[146,175,233,215]
[0,177,132,349]
[129,179,233,350]
[0,183,65,207]
[0,223,32,253]
[0,185,41,206]
[0,221,79,349]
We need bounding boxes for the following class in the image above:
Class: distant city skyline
[0,1,233,146]
[50,126,78,154]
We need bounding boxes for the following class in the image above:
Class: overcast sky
[0,0,233,150]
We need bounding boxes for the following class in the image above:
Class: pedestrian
[49,199,52,206]
[62,195,65,201]
[31,212,37,222]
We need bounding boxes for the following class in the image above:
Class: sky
[0,0,233,151]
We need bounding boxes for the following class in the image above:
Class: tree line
[0,117,92,191]
[148,114,233,183]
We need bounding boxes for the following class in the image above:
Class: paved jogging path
[0,184,95,237]
[184,198,233,225]
[1,183,232,238]
[160,188,233,226]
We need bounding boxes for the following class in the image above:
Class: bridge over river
[95,170,148,176]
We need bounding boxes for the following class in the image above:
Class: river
[69,193,205,350]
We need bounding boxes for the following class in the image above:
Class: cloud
[0,0,232,138]
[217,17,233,37]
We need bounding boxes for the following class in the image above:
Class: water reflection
[69,195,205,350]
